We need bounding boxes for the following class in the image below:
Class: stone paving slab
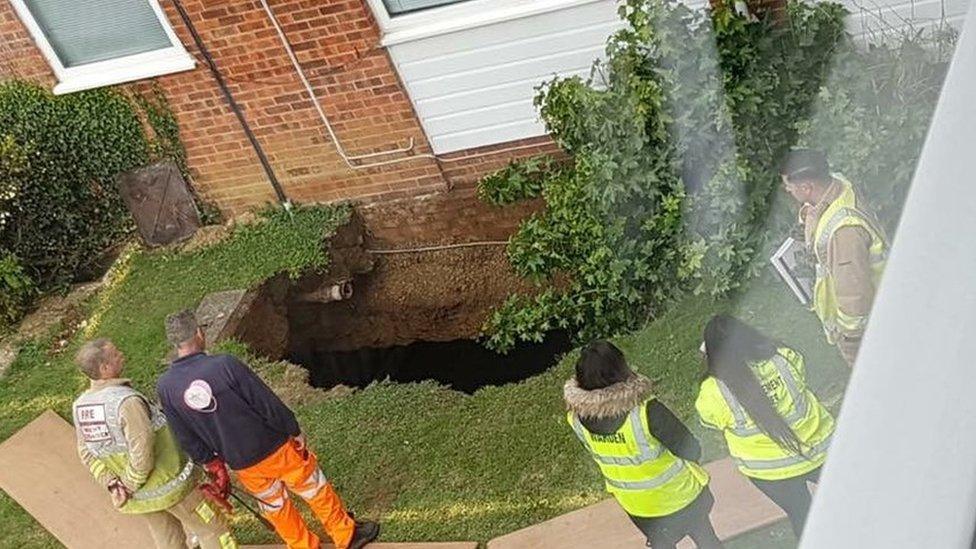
[0,410,156,547]
[487,458,787,549]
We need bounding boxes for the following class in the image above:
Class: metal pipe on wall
[170,0,291,208]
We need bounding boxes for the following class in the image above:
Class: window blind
[25,0,173,67]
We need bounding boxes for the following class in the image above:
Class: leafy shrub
[481,0,847,351]
[797,32,953,234]
[0,81,190,290]
[0,252,34,329]
[478,156,563,206]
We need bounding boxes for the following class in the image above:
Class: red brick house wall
[0,0,559,214]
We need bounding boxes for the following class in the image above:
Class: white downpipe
[257,0,556,171]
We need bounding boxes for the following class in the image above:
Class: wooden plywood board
[0,410,155,547]
[487,458,787,549]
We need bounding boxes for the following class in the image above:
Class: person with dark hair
[565,341,723,548]
[695,315,835,537]
[779,148,888,367]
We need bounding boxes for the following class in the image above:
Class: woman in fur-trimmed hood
[564,341,724,549]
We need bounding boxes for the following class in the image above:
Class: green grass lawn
[0,204,846,548]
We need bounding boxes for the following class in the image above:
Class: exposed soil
[287,245,535,354]
[228,195,571,393]
[232,222,569,393]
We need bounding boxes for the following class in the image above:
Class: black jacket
[157,352,300,470]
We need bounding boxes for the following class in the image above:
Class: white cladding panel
[387,0,624,153]
[384,0,969,154]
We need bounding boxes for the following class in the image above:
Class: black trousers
[749,466,822,537]
[628,488,724,548]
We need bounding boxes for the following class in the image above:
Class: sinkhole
[232,239,573,394]
[289,331,572,394]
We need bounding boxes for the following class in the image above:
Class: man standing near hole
[156,309,379,549]
[72,338,237,548]
[780,149,888,367]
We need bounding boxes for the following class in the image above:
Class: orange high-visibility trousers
[236,439,356,549]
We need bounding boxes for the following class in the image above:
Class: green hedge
[0,81,190,294]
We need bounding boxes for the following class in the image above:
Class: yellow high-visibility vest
[695,348,835,481]
[73,385,197,514]
[812,175,888,340]
[568,398,708,517]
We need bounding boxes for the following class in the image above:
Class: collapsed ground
[0,204,847,548]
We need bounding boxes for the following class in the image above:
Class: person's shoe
[348,520,380,549]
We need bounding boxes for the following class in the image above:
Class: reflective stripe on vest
[570,407,663,466]
[811,177,888,336]
[717,354,808,437]
[73,385,195,513]
[568,398,706,517]
[814,207,888,270]
[130,461,196,501]
[604,460,687,490]
[733,431,832,471]
[75,386,168,458]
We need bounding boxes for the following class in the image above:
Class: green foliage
[0,81,195,292]
[0,252,34,330]
[478,156,563,206]
[132,85,221,226]
[482,0,847,351]
[797,32,954,234]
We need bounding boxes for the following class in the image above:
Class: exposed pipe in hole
[296,280,354,303]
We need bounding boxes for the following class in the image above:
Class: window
[382,0,473,16]
[9,0,194,94]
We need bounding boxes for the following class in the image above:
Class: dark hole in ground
[289,331,573,394]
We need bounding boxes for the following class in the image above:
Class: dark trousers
[749,466,822,537]
[628,488,724,548]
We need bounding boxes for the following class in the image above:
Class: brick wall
[0,0,563,215]
[0,2,54,84]
[358,186,543,248]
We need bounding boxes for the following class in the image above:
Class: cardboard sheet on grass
[0,411,478,548]
[487,458,787,549]
[0,410,156,547]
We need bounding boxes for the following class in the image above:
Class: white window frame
[364,0,606,46]
[8,0,195,95]
[802,0,976,546]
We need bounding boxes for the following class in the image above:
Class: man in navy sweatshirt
[157,309,379,549]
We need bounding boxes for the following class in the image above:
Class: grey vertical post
[801,2,976,547]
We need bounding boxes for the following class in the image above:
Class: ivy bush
[0,81,190,292]
[480,0,942,351]
[0,251,34,330]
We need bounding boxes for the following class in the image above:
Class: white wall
[384,0,624,154]
[377,0,970,155]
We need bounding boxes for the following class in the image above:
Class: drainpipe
[170,0,292,210]
[297,280,354,303]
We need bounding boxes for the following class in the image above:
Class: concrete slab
[486,458,787,549]
[0,410,155,547]
[241,541,478,549]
